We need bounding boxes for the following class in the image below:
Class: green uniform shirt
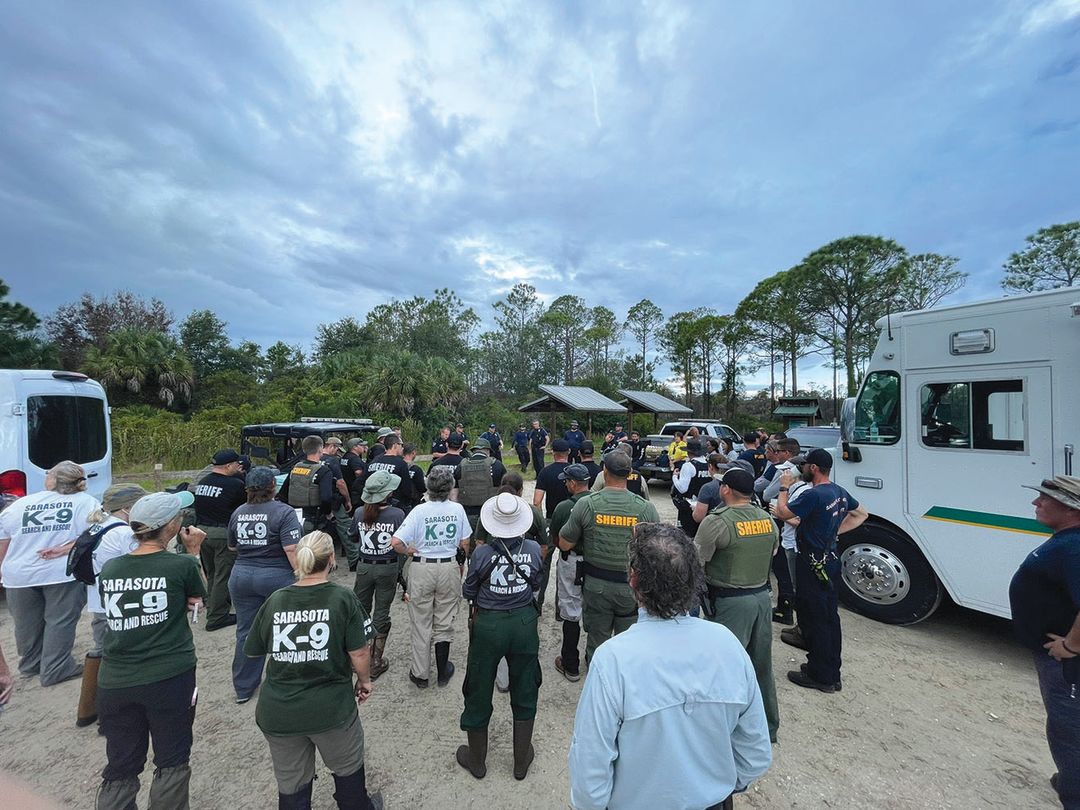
[244,581,374,736]
[695,503,779,588]
[559,488,660,572]
[549,490,588,549]
[97,551,206,689]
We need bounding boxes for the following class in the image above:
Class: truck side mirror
[841,442,861,463]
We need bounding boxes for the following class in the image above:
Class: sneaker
[236,695,252,705]
[780,626,809,651]
[554,656,581,683]
[800,663,841,691]
[409,671,429,689]
[786,669,836,693]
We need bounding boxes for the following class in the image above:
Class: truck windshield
[853,371,900,444]
[27,395,108,469]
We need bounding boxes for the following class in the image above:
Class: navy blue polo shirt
[787,482,859,554]
[1009,527,1080,652]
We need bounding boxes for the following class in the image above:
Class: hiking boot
[780,625,809,651]
[554,656,580,682]
[787,669,836,693]
[370,634,389,681]
[801,663,841,691]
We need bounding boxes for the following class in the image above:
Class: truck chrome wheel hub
[840,544,909,603]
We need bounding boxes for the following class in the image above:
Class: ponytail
[295,531,334,578]
[362,502,382,526]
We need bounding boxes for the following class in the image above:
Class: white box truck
[834,287,1079,624]
[0,370,112,510]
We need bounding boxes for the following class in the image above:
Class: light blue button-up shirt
[569,609,772,809]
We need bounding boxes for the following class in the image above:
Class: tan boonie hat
[103,484,147,513]
[1022,475,1080,511]
[480,493,534,539]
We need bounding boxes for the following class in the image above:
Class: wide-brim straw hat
[480,493,534,539]
[1022,475,1080,511]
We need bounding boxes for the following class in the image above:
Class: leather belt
[581,561,628,583]
[707,583,769,599]
[413,556,454,563]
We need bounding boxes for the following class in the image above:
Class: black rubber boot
[278,779,313,810]
[332,766,380,810]
[434,641,455,686]
[455,728,488,779]
[512,719,535,780]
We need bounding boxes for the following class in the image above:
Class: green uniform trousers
[710,589,779,742]
[581,576,638,665]
[353,560,399,635]
[334,505,356,565]
[198,526,236,629]
[460,607,542,731]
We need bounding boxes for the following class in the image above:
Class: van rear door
[17,376,112,501]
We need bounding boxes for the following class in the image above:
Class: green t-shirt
[245,581,375,736]
[560,487,660,571]
[549,490,588,549]
[97,551,206,689]
[696,503,779,588]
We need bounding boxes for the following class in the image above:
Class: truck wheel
[837,522,943,625]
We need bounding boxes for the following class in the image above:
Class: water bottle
[869,422,879,441]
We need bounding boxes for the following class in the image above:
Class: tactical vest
[457,456,497,507]
[287,460,325,508]
[582,490,648,572]
[704,504,778,587]
[685,458,712,499]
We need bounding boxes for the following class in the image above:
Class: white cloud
[1021,0,1080,34]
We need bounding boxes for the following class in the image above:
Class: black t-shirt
[431,438,449,456]
[628,440,647,462]
[343,454,366,489]
[364,455,413,505]
[192,471,247,527]
[320,454,344,481]
[582,460,603,487]
[529,428,549,448]
[408,464,426,506]
[738,447,767,478]
[429,454,464,471]
[535,461,571,519]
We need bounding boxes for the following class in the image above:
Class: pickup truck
[637,420,743,483]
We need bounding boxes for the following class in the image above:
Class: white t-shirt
[0,490,101,588]
[395,500,471,558]
[780,481,810,550]
[86,521,138,613]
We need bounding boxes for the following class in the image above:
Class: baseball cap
[129,490,195,533]
[346,437,367,450]
[602,451,631,477]
[803,448,834,471]
[581,440,595,454]
[721,468,755,495]
[1022,475,1080,512]
[685,438,703,455]
[559,463,590,482]
[103,483,148,513]
[474,437,491,450]
[245,466,276,490]
[213,448,241,465]
[570,419,579,427]
[448,434,463,449]
[376,427,395,438]
[325,436,343,447]
[488,423,497,429]
[552,438,571,453]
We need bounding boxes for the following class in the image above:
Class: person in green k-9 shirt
[94,491,207,810]
[245,530,384,810]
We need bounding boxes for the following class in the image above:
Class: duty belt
[581,561,628,584]
[707,583,769,599]
[412,555,454,563]
[360,557,396,565]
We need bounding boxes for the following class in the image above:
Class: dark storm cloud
[1,1,1078,374]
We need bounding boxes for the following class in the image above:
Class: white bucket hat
[480,493,534,539]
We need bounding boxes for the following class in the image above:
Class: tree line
[0,221,1076,461]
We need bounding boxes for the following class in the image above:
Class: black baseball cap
[721,468,755,495]
[803,448,833,471]
[581,440,595,454]
[559,464,590,482]
[488,423,497,429]
[448,434,463,449]
[552,438,571,452]
[213,449,241,465]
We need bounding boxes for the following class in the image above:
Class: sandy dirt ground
[0,481,1060,809]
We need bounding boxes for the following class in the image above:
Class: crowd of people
[0,418,1077,809]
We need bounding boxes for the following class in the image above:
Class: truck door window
[27,396,108,469]
[853,371,900,444]
[920,380,1024,451]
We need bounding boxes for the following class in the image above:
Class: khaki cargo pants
[406,559,460,681]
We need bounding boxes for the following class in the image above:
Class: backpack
[66,521,127,586]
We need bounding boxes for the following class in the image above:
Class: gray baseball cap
[129,491,195,533]
[602,451,632,477]
[559,464,590,482]
[102,483,148,513]
[245,466,276,489]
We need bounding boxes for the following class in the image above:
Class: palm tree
[84,329,194,408]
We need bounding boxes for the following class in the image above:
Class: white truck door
[903,367,1053,616]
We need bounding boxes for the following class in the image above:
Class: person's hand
[355,678,373,705]
[779,470,796,489]
[1045,634,1079,661]
[0,670,14,705]
[344,501,353,513]
[187,596,204,611]
[402,591,410,603]
[179,526,206,555]
[37,543,72,560]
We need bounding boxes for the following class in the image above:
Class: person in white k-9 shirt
[0,461,100,686]
[391,466,471,689]
[569,522,772,810]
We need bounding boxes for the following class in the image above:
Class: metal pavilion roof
[617,389,693,416]
[518,384,628,413]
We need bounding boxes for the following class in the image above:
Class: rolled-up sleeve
[569,663,622,810]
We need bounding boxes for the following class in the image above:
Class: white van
[834,287,1079,624]
[0,370,112,509]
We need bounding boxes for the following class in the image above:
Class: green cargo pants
[198,526,235,630]
[334,505,358,566]
[581,576,638,665]
[460,607,541,731]
[353,560,399,635]
[710,588,779,742]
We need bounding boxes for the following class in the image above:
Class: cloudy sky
[2,1,1078,386]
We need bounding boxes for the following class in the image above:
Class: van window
[27,396,108,469]
[920,380,1024,451]
[853,371,900,444]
